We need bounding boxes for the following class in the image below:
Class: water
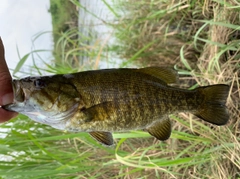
[79,0,122,68]
[0,0,123,75]
[0,0,52,73]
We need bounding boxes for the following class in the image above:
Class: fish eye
[34,79,45,88]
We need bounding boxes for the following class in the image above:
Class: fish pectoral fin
[137,67,179,84]
[146,119,171,141]
[89,131,114,146]
[82,102,115,122]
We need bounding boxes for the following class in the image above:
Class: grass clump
[113,0,207,68]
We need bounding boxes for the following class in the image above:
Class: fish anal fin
[137,67,178,84]
[89,131,114,146]
[146,119,171,141]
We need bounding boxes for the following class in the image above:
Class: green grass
[1,0,240,178]
[49,0,79,67]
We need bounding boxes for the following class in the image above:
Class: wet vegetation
[0,0,239,178]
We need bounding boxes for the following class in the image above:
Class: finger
[0,37,18,122]
[0,108,17,122]
[0,37,13,99]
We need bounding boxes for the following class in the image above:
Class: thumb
[0,37,17,122]
[0,37,14,105]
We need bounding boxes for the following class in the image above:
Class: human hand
[0,37,17,122]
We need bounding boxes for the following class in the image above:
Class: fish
[2,67,230,146]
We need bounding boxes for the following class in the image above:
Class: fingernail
[2,93,14,105]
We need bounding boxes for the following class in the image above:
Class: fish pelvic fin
[146,118,171,141]
[195,84,230,125]
[89,131,114,146]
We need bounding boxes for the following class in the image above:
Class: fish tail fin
[195,84,230,125]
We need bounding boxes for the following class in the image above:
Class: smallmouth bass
[2,67,229,145]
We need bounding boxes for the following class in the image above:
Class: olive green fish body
[2,67,229,145]
[64,69,201,132]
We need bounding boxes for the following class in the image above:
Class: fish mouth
[12,80,25,103]
[2,80,29,112]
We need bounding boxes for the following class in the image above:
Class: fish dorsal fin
[89,131,114,146]
[146,118,171,141]
[137,67,178,84]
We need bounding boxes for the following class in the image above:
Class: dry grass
[114,0,211,67]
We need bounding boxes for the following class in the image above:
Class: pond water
[0,0,122,75]
[79,0,121,68]
[0,0,52,73]
[79,0,116,42]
